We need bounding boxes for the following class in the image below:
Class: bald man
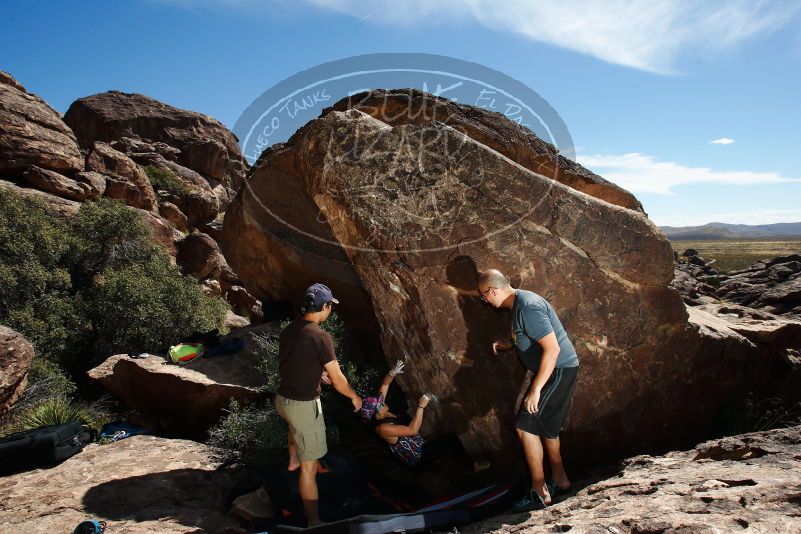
[478,269,580,510]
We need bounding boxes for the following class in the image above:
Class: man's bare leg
[287,432,299,472]
[516,428,551,504]
[299,459,322,526]
[543,436,571,489]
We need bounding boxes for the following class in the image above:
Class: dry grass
[670,238,801,273]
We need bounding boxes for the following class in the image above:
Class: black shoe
[510,489,546,512]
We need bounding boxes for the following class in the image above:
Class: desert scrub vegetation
[0,191,227,368]
[208,312,384,467]
[0,191,227,433]
[5,396,109,434]
[0,357,112,436]
[144,165,188,197]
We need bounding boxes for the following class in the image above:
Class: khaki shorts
[275,394,327,462]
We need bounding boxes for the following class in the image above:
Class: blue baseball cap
[304,283,339,306]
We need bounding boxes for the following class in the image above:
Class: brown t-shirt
[278,318,336,400]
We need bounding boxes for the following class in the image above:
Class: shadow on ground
[82,467,240,532]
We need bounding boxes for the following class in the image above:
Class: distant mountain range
[659,222,801,240]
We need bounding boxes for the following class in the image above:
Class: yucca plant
[9,396,103,433]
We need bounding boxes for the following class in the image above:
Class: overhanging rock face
[322,88,644,212]
[224,93,754,466]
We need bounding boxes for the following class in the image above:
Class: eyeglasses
[479,287,495,302]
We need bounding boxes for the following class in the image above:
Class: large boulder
[86,141,157,211]
[323,88,643,211]
[220,139,390,362]
[127,151,220,225]
[22,165,93,201]
[0,435,243,533]
[63,91,247,208]
[88,352,265,438]
[464,424,801,534]
[0,326,35,418]
[0,71,84,177]
[176,230,237,282]
[223,100,762,467]
[694,302,801,407]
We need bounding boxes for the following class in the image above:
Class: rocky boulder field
[464,424,801,534]
[0,71,261,322]
[1,74,800,532]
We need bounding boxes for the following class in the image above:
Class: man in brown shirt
[275,283,362,527]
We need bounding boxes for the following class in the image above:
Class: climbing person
[359,360,490,473]
[275,282,363,527]
[478,269,580,511]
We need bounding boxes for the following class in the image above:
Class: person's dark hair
[301,295,330,314]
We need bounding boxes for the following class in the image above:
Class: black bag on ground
[0,421,95,475]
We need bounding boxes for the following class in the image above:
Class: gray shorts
[275,394,327,461]
[516,366,579,439]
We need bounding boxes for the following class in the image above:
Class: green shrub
[68,196,154,277]
[144,165,188,197]
[23,357,77,401]
[207,399,287,466]
[0,193,83,360]
[743,395,801,433]
[86,255,229,356]
[0,190,228,372]
[5,396,109,434]
[251,328,284,394]
[209,312,384,465]
[0,356,78,435]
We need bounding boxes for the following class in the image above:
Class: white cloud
[710,137,735,145]
[152,0,801,74]
[576,152,801,195]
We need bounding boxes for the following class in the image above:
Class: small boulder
[226,285,263,322]
[22,165,91,201]
[176,231,227,280]
[0,326,35,418]
[0,71,84,177]
[88,353,264,438]
[201,279,222,298]
[159,201,189,233]
[225,309,251,330]
[73,171,107,200]
[87,141,157,211]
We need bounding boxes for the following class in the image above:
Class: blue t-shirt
[511,289,579,370]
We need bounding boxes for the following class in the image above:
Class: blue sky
[3,0,800,226]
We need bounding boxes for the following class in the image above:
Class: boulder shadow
[440,255,528,465]
[82,467,239,532]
